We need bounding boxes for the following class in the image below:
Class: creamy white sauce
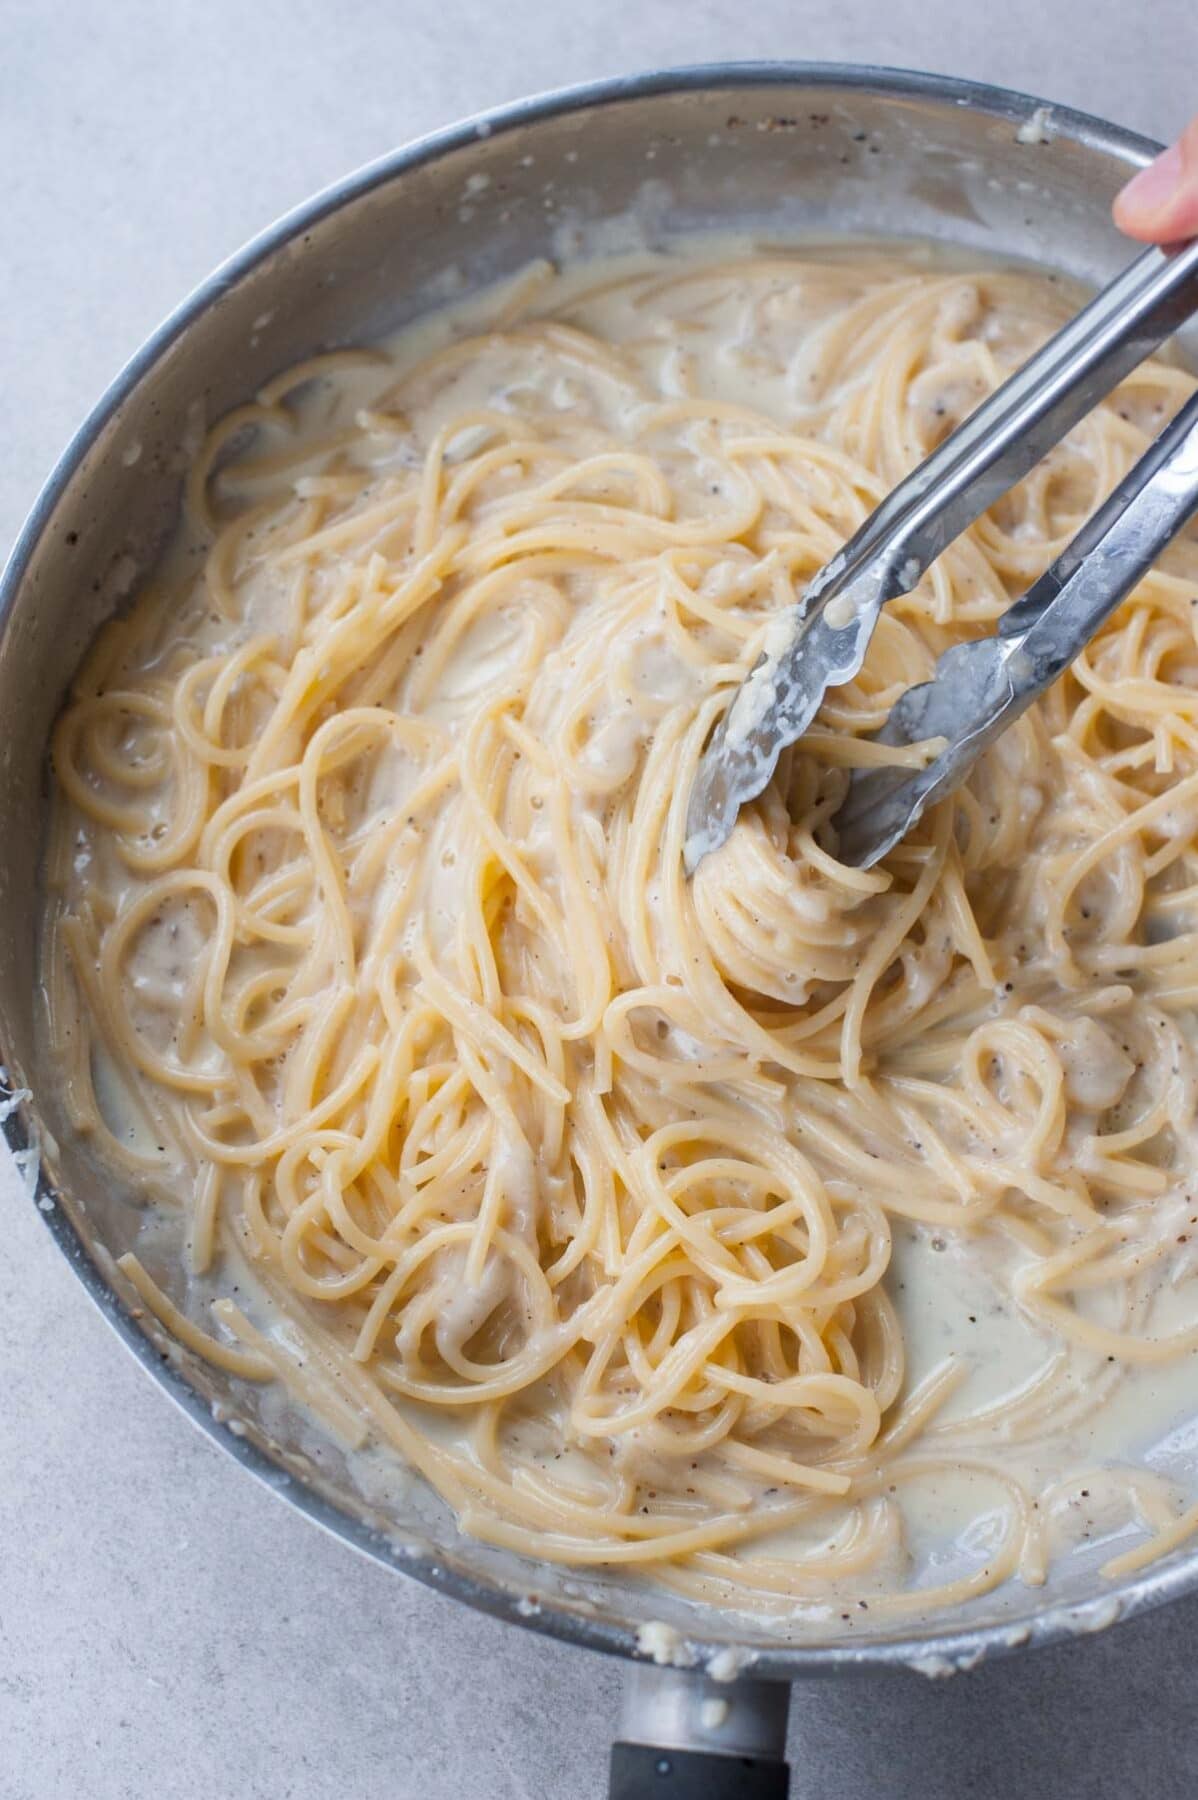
[47,238,1198,1636]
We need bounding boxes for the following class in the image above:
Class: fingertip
[1111,193,1160,243]
[1113,122,1198,245]
[1113,143,1184,236]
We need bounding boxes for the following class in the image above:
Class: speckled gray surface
[3,3,1198,1795]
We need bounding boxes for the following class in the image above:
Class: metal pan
[3,62,1195,1794]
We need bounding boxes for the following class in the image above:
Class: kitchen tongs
[683,238,1198,873]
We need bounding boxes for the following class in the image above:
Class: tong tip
[683,563,893,873]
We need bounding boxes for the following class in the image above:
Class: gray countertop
[3,4,1197,1795]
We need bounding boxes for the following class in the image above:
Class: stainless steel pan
[4,64,1195,1795]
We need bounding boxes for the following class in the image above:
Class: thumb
[1113,117,1198,243]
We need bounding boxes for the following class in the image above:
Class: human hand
[1114,117,1198,242]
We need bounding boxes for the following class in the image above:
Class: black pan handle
[610,1740,790,1798]
[611,1665,792,1799]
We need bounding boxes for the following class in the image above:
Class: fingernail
[1118,143,1185,218]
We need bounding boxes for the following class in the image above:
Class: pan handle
[609,1742,790,1798]
[610,1665,791,1798]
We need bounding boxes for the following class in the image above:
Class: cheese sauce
[41,241,1198,1625]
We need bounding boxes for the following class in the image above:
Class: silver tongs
[684,238,1198,873]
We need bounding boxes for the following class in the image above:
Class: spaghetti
[42,245,1198,1616]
